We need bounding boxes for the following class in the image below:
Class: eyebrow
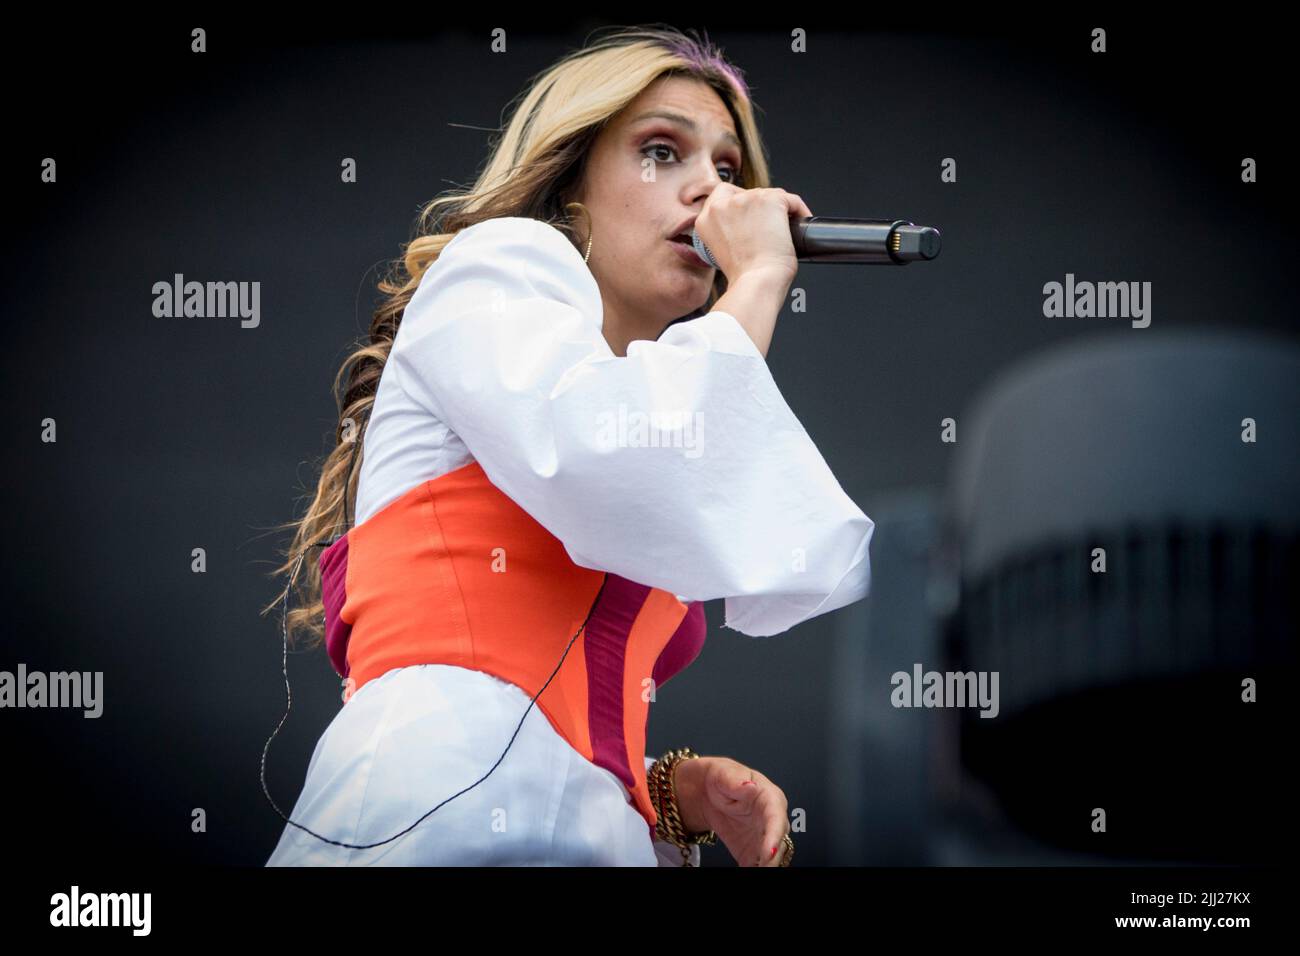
[630,110,743,153]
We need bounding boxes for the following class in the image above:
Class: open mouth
[669,233,693,246]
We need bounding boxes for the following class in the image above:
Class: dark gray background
[4,14,1292,866]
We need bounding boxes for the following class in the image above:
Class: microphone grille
[691,228,716,269]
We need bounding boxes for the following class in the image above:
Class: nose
[684,161,728,207]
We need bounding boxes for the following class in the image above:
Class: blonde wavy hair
[262,24,774,650]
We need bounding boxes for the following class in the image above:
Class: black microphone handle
[691,216,942,267]
[795,217,942,264]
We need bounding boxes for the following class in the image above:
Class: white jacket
[361,215,874,636]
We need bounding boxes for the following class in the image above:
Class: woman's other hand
[673,755,791,867]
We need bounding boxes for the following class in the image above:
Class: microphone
[691,217,942,268]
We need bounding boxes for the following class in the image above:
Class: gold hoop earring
[564,201,593,263]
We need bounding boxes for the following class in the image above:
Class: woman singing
[263,24,873,867]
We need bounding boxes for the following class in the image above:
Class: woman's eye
[643,143,739,182]
[643,143,677,163]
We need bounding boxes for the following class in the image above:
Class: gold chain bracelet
[647,747,716,866]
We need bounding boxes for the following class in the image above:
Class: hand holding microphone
[697,185,816,360]
[691,183,942,272]
[690,184,814,286]
[694,184,942,359]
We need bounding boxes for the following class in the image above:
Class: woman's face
[570,75,744,352]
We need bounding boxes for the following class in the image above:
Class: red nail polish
[770,846,778,858]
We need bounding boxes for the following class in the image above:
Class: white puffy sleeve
[389,216,873,637]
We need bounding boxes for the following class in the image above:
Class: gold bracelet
[647,747,716,866]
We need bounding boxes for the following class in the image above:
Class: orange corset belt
[317,460,708,833]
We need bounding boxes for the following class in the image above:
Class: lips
[669,216,698,241]
[670,237,710,268]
